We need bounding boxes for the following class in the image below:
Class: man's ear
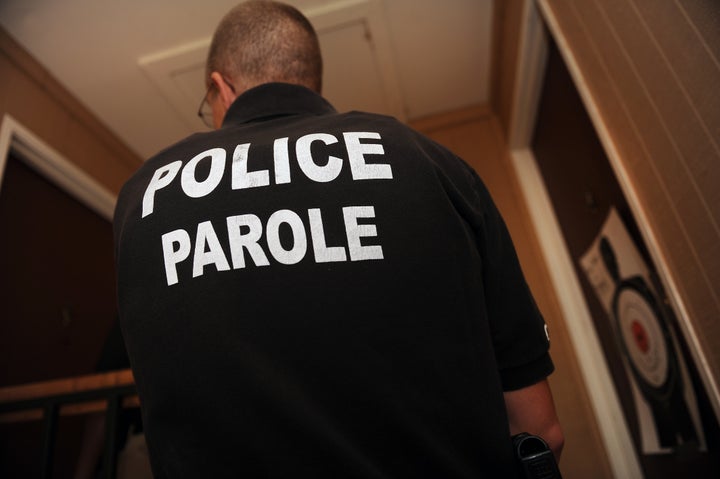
[209,72,237,109]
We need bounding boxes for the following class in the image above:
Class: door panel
[0,152,116,387]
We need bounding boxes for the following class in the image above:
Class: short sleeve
[468,169,554,391]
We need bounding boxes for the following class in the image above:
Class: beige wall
[539,0,720,412]
[411,107,613,478]
[0,28,142,195]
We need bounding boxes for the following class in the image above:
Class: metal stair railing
[0,369,138,479]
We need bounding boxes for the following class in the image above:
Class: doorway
[0,120,120,477]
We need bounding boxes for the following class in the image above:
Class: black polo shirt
[114,83,553,478]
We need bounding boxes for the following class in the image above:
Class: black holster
[512,433,562,479]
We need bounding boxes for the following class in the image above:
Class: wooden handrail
[0,369,138,423]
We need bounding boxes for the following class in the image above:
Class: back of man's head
[206,1,323,93]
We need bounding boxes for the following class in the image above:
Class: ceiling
[0,0,493,160]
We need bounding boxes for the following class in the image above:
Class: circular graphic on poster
[592,228,700,451]
[616,287,669,388]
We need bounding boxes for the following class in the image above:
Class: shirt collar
[222,82,337,127]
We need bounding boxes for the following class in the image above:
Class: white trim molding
[0,114,117,221]
[508,2,643,477]
[512,148,644,478]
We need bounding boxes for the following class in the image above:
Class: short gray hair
[206,1,323,92]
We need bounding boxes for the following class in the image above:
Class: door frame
[507,2,643,477]
[0,114,116,221]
